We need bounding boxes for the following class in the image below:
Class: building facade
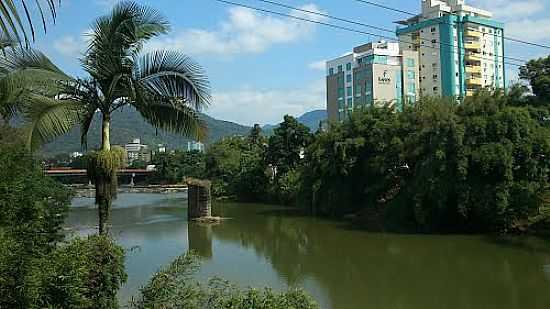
[124,138,151,163]
[396,0,505,98]
[187,141,205,153]
[326,41,420,122]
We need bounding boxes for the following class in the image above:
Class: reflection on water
[188,223,213,259]
[67,193,550,309]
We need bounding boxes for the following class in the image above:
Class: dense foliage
[302,92,550,233]
[152,150,207,184]
[204,135,270,200]
[0,134,126,308]
[520,56,550,102]
[131,253,318,309]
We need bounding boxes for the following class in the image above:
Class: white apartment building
[396,0,505,98]
[124,138,151,163]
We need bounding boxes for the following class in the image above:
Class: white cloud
[95,0,118,8]
[470,0,550,42]
[506,19,550,41]
[470,0,544,19]
[308,60,326,71]
[147,4,326,56]
[209,79,325,125]
[53,36,84,58]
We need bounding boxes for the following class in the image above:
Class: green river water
[67,192,550,309]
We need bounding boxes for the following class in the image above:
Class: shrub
[131,252,318,309]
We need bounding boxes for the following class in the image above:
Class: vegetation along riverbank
[152,87,550,235]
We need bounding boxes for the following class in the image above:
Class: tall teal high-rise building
[396,0,505,98]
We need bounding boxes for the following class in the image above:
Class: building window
[329,68,334,75]
[431,27,436,32]
[406,58,415,67]
[346,63,352,71]
[346,86,352,97]
[355,85,362,97]
[346,74,352,83]
[338,65,343,73]
[433,86,439,92]
[408,83,416,94]
[347,98,353,107]
[407,70,416,79]
[337,88,344,99]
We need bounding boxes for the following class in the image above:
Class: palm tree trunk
[102,114,111,151]
[98,113,113,235]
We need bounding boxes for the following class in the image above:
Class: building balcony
[464,42,481,50]
[465,53,482,62]
[466,78,483,87]
[465,65,481,74]
[464,30,481,38]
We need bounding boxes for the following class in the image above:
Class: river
[67,192,550,309]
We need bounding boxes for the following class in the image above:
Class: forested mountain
[39,108,328,156]
[263,109,327,134]
[40,108,251,156]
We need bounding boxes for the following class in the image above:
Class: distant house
[187,141,205,153]
[124,138,151,163]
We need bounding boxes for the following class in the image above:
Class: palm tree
[0,1,61,46]
[0,46,71,128]
[4,1,211,234]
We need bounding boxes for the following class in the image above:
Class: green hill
[39,108,328,157]
[40,108,251,156]
[262,109,327,134]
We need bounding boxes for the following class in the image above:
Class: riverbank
[69,184,188,198]
[64,194,550,309]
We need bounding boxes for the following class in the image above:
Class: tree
[249,123,265,146]
[0,1,61,46]
[266,115,311,178]
[6,2,211,235]
[0,47,71,126]
[519,55,550,101]
[0,140,126,308]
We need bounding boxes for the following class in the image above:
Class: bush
[0,141,127,308]
[131,253,318,309]
[37,235,127,309]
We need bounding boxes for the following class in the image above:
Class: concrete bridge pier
[186,178,212,220]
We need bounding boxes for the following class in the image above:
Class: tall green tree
[519,55,550,101]
[266,115,311,178]
[5,2,211,234]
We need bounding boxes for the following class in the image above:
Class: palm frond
[0,47,69,120]
[134,50,211,111]
[84,1,169,83]
[0,46,68,79]
[79,102,97,149]
[0,0,61,46]
[134,97,207,141]
[20,94,80,151]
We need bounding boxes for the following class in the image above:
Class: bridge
[45,168,155,185]
[45,168,154,177]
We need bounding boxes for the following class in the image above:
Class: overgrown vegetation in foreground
[0,127,319,308]
[131,252,318,309]
[154,89,549,235]
[0,130,127,308]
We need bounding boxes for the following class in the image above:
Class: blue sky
[32,0,550,125]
